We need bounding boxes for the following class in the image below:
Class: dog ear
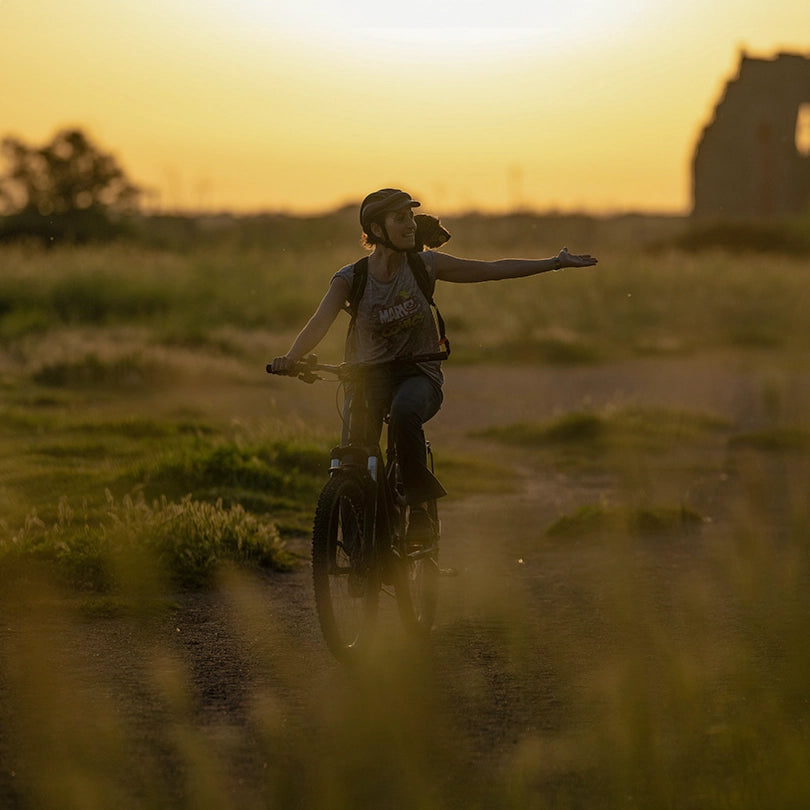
[414,213,451,250]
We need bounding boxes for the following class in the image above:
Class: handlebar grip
[266,362,316,382]
[266,363,296,375]
[267,354,319,376]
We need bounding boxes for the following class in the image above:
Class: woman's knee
[389,392,419,421]
[391,377,441,424]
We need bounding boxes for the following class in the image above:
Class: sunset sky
[2,0,809,216]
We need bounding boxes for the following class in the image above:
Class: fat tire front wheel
[311,473,378,661]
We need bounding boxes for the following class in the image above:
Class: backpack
[345,252,450,357]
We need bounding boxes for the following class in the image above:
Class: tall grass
[0,242,345,344]
[435,247,810,361]
[1,215,809,808]
[1,219,808,362]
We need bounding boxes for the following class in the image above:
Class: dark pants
[343,366,446,505]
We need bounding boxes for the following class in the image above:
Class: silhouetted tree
[0,128,142,243]
[1,128,141,215]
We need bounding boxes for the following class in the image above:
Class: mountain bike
[266,353,453,662]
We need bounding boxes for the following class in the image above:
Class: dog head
[413,213,451,251]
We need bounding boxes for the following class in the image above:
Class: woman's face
[381,208,416,250]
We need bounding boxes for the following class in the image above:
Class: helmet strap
[380,224,400,251]
[372,221,402,252]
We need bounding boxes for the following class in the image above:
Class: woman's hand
[270,355,298,374]
[557,247,598,269]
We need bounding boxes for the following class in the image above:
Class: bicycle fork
[329,444,388,579]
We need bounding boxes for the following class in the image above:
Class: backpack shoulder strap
[343,257,368,360]
[406,252,450,356]
[405,251,436,300]
[347,256,369,318]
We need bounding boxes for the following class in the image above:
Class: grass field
[1,212,809,808]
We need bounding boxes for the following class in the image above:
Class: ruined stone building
[692,51,810,219]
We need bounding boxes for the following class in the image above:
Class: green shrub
[474,412,605,447]
[729,426,810,453]
[142,440,327,509]
[546,502,703,539]
[0,491,293,591]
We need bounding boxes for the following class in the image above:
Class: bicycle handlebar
[266,352,449,384]
[265,355,341,383]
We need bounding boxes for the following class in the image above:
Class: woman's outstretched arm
[433,247,597,283]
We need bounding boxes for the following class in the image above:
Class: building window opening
[796,103,810,157]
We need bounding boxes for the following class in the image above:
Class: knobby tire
[394,498,439,636]
[311,473,378,661]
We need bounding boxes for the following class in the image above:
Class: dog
[413,213,451,251]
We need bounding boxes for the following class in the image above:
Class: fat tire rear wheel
[395,499,439,636]
[311,473,378,661]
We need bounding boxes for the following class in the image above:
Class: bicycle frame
[327,378,406,574]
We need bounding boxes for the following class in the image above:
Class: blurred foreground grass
[2,459,808,809]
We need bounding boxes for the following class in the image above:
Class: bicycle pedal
[406,543,438,559]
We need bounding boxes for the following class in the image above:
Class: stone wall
[692,51,810,218]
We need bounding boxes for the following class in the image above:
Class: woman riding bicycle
[270,188,598,541]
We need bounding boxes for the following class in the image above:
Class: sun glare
[278,0,647,33]
[208,0,652,64]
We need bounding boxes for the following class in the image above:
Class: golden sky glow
[2,0,809,215]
